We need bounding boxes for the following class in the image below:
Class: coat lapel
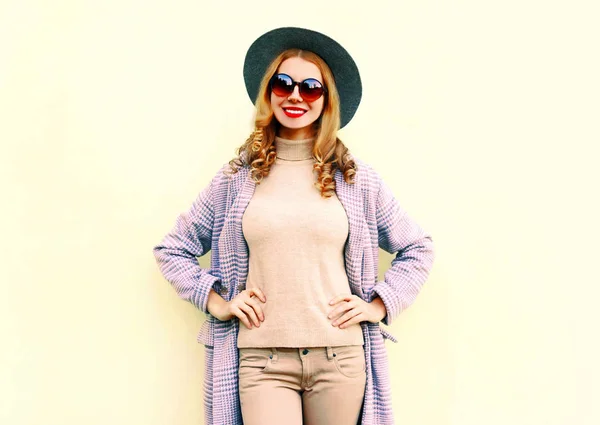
[217,167,256,295]
[334,167,365,299]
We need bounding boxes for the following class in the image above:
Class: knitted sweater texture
[237,136,364,348]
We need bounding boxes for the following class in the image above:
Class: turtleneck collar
[274,136,315,161]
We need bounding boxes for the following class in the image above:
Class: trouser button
[302,349,309,355]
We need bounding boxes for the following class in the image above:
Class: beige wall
[2,1,598,424]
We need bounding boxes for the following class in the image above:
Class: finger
[238,302,261,327]
[329,293,353,306]
[339,312,366,329]
[250,287,267,303]
[246,297,265,322]
[231,305,254,329]
[335,311,364,328]
[329,305,351,323]
[333,309,363,328]
[328,299,355,320]
[328,304,348,320]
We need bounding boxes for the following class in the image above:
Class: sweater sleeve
[370,174,436,326]
[152,177,221,315]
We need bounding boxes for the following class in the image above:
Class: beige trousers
[238,345,367,425]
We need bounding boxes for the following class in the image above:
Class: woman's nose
[287,85,303,102]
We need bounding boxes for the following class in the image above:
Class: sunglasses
[269,73,327,102]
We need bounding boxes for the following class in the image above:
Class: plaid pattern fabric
[153,156,435,425]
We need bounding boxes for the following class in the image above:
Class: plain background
[2,1,598,424]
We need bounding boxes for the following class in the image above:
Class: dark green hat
[243,27,362,129]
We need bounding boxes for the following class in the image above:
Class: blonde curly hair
[224,48,357,198]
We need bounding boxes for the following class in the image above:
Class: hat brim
[243,27,361,129]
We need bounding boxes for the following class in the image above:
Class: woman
[153,27,435,425]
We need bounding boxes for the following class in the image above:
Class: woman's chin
[275,112,316,130]
[280,121,308,130]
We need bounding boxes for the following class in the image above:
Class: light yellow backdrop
[2,0,598,424]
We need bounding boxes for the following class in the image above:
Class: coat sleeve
[152,176,221,315]
[370,173,436,326]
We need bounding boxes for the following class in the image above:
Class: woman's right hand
[220,288,267,329]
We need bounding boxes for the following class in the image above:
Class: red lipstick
[282,107,307,118]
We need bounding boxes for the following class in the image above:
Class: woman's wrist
[369,295,388,323]
[207,289,231,321]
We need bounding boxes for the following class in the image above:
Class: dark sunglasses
[269,73,327,102]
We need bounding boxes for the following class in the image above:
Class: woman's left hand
[327,294,387,328]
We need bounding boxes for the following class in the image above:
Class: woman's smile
[282,107,307,118]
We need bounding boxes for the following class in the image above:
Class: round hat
[243,27,362,129]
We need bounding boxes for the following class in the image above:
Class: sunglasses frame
[269,73,327,102]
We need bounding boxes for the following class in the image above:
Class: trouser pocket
[238,347,274,374]
[331,345,366,378]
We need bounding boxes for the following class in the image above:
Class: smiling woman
[269,57,326,139]
[153,26,435,425]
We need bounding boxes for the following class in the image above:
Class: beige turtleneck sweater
[237,136,365,348]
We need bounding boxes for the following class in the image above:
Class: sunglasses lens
[271,74,293,97]
[300,79,324,102]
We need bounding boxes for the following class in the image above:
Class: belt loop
[271,347,278,363]
[326,346,334,360]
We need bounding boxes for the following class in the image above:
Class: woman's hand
[327,294,387,328]
[218,288,267,329]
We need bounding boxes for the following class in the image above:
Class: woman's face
[270,57,325,140]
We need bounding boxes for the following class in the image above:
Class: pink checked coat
[153,154,435,425]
